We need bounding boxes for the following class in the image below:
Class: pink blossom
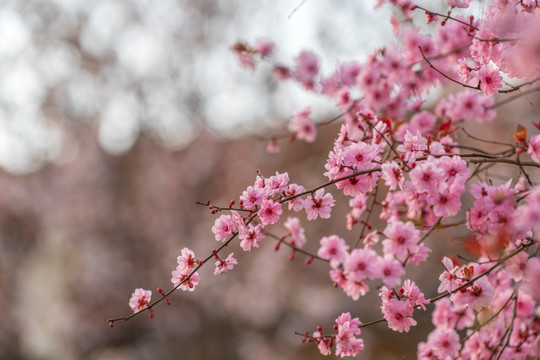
[212,214,237,242]
[428,182,462,217]
[380,256,405,287]
[345,278,370,300]
[381,161,404,190]
[304,188,335,220]
[318,235,349,268]
[273,64,291,81]
[254,39,274,58]
[382,220,420,261]
[239,224,265,251]
[171,268,200,292]
[447,0,471,8]
[288,107,316,142]
[239,186,264,210]
[284,217,307,248]
[336,172,377,197]
[339,62,362,86]
[438,156,470,190]
[285,183,306,212]
[432,298,474,330]
[382,298,417,333]
[330,268,348,289]
[427,328,460,359]
[523,257,540,300]
[396,130,427,162]
[457,57,472,83]
[129,288,152,313]
[438,256,459,293]
[409,110,436,135]
[324,147,345,180]
[265,172,289,196]
[406,244,431,266]
[528,134,540,163]
[344,248,381,281]
[451,276,495,311]
[461,332,491,360]
[257,199,283,225]
[477,63,502,96]
[214,253,238,275]
[348,193,367,219]
[342,141,378,170]
[504,250,528,281]
[409,156,445,193]
[360,232,378,250]
[335,312,364,357]
[295,50,319,90]
[313,331,332,356]
[402,279,428,310]
[176,247,197,273]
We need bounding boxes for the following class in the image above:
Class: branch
[413,5,479,31]
[107,214,258,325]
[419,46,480,91]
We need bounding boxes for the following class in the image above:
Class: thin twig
[288,0,308,19]
[419,46,480,90]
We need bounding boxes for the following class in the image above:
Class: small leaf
[514,124,528,144]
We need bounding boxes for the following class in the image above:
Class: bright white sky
[0,0,399,173]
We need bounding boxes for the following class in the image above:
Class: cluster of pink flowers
[417,253,540,359]
[237,172,335,226]
[122,1,540,358]
[312,312,364,357]
[380,280,428,333]
[171,247,201,292]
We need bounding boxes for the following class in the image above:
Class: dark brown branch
[419,46,480,90]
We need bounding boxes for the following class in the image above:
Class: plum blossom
[257,199,283,225]
[295,51,319,90]
[335,312,364,357]
[342,141,378,169]
[528,134,540,163]
[212,214,237,242]
[381,298,417,333]
[254,39,274,58]
[289,107,317,142]
[427,328,461,359]
[129,288,152,313]
[451,276,495,311]
[382,220,420,261]
[476,63,502,96]
[381,161,404,190]
[214,253,238,275]
[344,248,381,281]
[396,130,427,162]
[265,172,289,196]
[239,224,265,251]
[447,0,470,8]
[438,256,459,293]
[239,186,264,210]
[176,247,197,273]
[171,269,200,292]
[318,235,349,268]
[285,183,306,212]
[304,188,335,220]
[432,298,474,330]
[284,217,307,248]
[379,255,405,287]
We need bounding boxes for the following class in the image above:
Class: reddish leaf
[514,124,528,144]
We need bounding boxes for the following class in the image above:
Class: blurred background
[0,0,538,359]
